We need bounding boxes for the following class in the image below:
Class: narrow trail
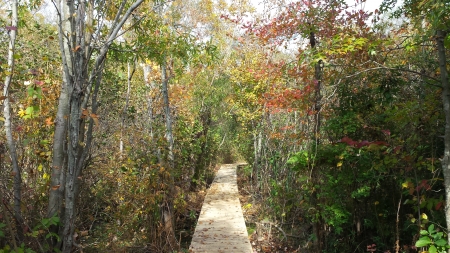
[189,164,253,253]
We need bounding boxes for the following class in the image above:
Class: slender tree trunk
[436,30,450,248]
[120,61,135,156]
[161,61,174,166]
[160,59,178,250]
[191,108,211,189]
[2,0,23,242]
[309,29,323,253]
[49,0,144,250]
[48,1,71,247]
[47,76,69,250]
[143,64,154,138]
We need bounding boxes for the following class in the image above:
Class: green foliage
[0,216,60,253]
[0,243,36,253]
[415,224,450,253]
[287,151,308,171]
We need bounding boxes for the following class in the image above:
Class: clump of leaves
[415,224,450,253]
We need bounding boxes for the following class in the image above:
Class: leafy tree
[48,0,145,250]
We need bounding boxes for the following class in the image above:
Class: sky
[248,0,392,23]
[348,0,384,13]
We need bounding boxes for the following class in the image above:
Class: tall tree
[49,0,144,251]
[2,0,23,242]
[381,0,450,246]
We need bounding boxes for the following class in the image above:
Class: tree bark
[161,61,174,166]
[48,0,144,251]
[2,0,23,242]
[120,61,135,156]
[47,0,71,247]
[160,58,178,250]
[192,108,211,189]
[436,29,450,248]
[309,29,323,253]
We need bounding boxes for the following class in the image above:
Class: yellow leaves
[38,164,43,172]
[421,213,428,220]
[18,108,26,117]
[43,172,50,180]
[336,161,343,167]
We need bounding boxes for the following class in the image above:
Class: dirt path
[189,164,253,253]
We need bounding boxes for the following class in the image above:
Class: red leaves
[339,136,388,148]
[34,80,44,86]
[416,179,431,192]
[436,201,444,210]
[263,88,304,110]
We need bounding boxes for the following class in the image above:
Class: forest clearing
[1,0,450,252]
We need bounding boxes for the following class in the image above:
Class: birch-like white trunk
[2,0,23,241]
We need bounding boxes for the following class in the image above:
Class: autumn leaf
[81,108,89,119]
[73,45,81,52]
[90,113,99,125]
[45,117,53,126]
[51,185,61,190]
[421,213,428,220]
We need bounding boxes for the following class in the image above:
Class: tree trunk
[120,61,135,156]
[161,61,174,166]
[47,0,71,248]
[143,64,155,138]
[192,108,211,189]
[309,29,324,253]
[436,29,450,248]
[160,59,178,250]
[49,0,144,251]
[143,63,163,163]
[61,2,87,249]
[2,0,23,242]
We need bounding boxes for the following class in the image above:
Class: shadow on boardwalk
[189,164,253,253]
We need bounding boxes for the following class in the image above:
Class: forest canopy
[1,0,450,252]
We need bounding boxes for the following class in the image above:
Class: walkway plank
[189,164,253,253]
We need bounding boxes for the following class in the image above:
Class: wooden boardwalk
[189,164,253,253]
